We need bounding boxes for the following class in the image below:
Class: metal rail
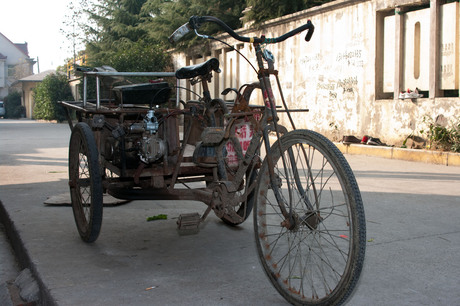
[82,71,178,109]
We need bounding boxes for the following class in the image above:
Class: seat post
[200,75,212,102]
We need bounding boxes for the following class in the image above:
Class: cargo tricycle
[61,16,366,305]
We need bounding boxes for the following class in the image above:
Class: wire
[173,85,203,100]
[195,29,258,75]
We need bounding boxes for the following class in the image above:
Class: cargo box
[113,82,171,105]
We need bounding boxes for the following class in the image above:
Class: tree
[68,0,171,71]
[243,0,331,25]
[33,73,74,122]
[66,0,246,64]
[140,0,246,49]
[243,0,306,25]
[3,92,24,119]
[104,41,172,72]
[61,1,87,66]
[62,0,331,69]
[84,0,149,53]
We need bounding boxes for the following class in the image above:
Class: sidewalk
[335,142,460,167]
[1,120,460,305]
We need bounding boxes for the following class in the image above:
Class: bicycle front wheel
[254,130,365,305]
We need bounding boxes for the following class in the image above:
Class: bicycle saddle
[175,58,221,79]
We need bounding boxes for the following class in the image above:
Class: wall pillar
[394,6,404,98]
[429,0,441,98]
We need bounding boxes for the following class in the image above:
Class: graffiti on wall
[336,49,364,68]
[302,46,365,103]
[441,43,455,79]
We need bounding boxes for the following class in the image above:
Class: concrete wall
[172,0,459,145]
[440,2,459,91]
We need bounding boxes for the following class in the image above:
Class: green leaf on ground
[147,214,167,221]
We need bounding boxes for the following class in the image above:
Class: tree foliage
[3,92,24,119]
[243,0,329,25]
[140,0,245,48]
[85,0,149,54]
[81,0,171,70]
[33,74,74,122]
[64,0,332,69]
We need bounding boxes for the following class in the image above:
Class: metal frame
[81,71,179,109]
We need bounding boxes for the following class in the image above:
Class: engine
[131,110,167,164]
[102,109,170,168]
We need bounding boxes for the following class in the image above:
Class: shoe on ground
[361,135,370,144]
[342,135,361,145]
[367,137,386,146]
[407,88,423,99]
[400,88,423,99]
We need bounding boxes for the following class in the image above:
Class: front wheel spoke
[310,227,349,264]
[287,234,305,293]
[272,234,302,283]
[312,169,336,209]
[265,226,290,258]
[303,235,343,282]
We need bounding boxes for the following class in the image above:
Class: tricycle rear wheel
[69,122,103,243]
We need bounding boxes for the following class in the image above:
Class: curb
[335,143,460,166]
[0,201,57,306]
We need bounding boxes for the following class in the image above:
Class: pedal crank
[210,181,244,224]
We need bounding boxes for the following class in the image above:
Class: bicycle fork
[255,46,321,230]
[262,129,322,230]
[255,43,299,229]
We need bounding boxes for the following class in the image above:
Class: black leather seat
[175,58,221,79]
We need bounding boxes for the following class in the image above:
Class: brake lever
[189,16,204,30]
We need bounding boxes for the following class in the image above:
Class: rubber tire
[254,129,366,305]
[69,122,103,243]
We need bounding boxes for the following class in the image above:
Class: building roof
[0,32,30,57]
[18,70,56,82]
[14,43,29,56]
[0,52,6,59]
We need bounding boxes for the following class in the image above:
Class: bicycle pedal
[177,212,201,234]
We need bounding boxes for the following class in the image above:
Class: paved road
[1,119,460,305]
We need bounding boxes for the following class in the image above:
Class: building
[172,0,459,145]
[0,32,35,99]
[17,70,56,118]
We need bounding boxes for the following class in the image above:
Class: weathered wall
[172,0,459,145]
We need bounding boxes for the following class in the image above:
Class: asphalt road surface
[1,119,459,305]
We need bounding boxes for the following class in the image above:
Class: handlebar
[168,16,314,44]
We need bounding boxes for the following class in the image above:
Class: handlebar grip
[168,23,192,44]
[304,20,315,42]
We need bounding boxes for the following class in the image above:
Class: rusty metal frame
[80,71,178,109]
